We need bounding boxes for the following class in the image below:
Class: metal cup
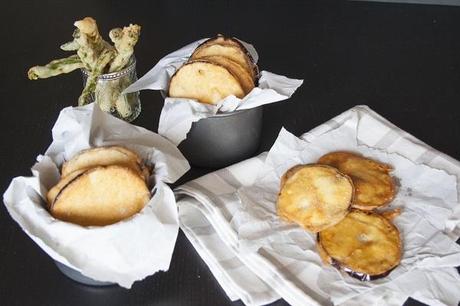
[178,106,263,168]
[54,261,115,286]
[81,58,141,122]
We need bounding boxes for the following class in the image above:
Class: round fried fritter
[318,210,402,279]
[51,165,150,226]
[61,146,147,181]
[168,60,245,104]
[191,35,258,81]
[199,55,255,94]
[318,152,395,210]
[277,164,354,232]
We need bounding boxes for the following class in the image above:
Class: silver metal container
[55,261,114,286]
[178,107,263,168]
[81,58,141,122]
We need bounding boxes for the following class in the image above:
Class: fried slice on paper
[61,146,149,181]
[277,164,354,232]
[168,60,245,105]
[50,165,150,226]
[318,152,396,210]
[317,209,402,281]
[191,34,258,81]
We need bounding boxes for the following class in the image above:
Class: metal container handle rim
[81,57,136,80]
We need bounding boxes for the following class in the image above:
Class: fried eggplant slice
[61,146,147,181]
[191,35,258,80]
[50,165,150,226]
[168,60,245,104]
[46,169,86,208]
[317,209,402,280]
[318,152,395,210]
[200,55,255,94]
[277,164,354,232]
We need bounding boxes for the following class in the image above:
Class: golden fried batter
[318,210,402,278]
[318,152,395,210]
[277,165,353,232]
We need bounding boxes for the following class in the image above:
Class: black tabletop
[1,1,459,305]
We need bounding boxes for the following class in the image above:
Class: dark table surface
[1,1,460,305]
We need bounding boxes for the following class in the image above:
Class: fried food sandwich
[168,35,258,104]
[47,146,151,226]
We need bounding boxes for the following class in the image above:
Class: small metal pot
[178,106,263,168]
[54,261,115,286]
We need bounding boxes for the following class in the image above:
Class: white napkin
[3,103,190,288]
[175,105,460,306]
[123,37,303,145]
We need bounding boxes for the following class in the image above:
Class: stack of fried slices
[277,152,401,281]
[168,35,259,105]
[47,146,151,227]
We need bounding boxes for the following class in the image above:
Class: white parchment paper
[233,110,460,304]
[123,38,304,144]
[3,103,190,288]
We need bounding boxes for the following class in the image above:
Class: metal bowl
[54,261,115,286]
[178,106,263,168]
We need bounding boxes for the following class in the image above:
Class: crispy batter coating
[108,24,141,72]
[318,152,395,210]
[277,164,353,232]
[27,55,83,80]
[50,165,150,226]
[318,210,402,278]
[61,146,147,181]
[191,34,258,81]
[169,60,245,104]
[27,17,141,119]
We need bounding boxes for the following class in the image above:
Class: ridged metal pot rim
[81,57,136,80]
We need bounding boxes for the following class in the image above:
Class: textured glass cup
[81,58,141,122]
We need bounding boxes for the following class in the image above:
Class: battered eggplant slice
[50,165,150,226]
[198,55,255,94]
[317,210,402,281]
[318,152,396,210]
[168,60,245,104]
[190,34,258,81]
[61,146,149,181]
[46,169,86,208]
[277,165,354,232]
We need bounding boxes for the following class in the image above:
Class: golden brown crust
[318,152,396,210]
[381,208,402,221]
[277,164,354,233]
[318,209,402,277]
[191,35,258,81]
[111,146,151,181]
[110,146,142,164]
[199,55,255,94]
[46,169,86,208]
[50,165,150,226]
[61,146,149,182]
[168,60,245,104]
